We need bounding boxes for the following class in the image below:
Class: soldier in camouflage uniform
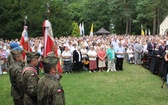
[8,50,24,105]
[7,42,20,68]
[38,56,65,105]
[22,52,40,105]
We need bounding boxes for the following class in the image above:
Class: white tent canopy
[160,16,168,35]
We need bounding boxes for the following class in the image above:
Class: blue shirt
[116,46,125,58]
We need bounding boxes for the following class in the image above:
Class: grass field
[1,62,168,105]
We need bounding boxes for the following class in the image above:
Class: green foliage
[81,0,111,35]
[109,0,137,34]
[71,21,80,37]
[0,0,168,39]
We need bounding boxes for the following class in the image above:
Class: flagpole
[24,15,30,52]
[43,2,50,57]
[24,16,27,26]
[46,2,50,20]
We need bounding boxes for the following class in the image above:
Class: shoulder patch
[31,73,35,76]
[57,89,62,93]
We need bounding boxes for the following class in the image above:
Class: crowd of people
[1,34,168,104]
[0,35,168,75]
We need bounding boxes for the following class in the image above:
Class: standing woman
[87,46,97,73]
[81,45,88,71]
[161,46,168,81]
[73,46,82,73]
[62,46,72,74]
[97,47,106,72]
[150,45,161,74]
[0,47,5,75]
[106,45,116,72]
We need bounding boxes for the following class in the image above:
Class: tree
[71,21,80,37]
[81,0,111,35]
[109,0,136,35]
[136,0,168,35]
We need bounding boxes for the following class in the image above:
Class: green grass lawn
[1,62,168,105]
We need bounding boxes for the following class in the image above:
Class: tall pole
[24,15,27,26]
[46,2,50,20]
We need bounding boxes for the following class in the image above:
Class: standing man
[38,56,65,105]
[134,39,143,65]
[8,50,24,105]
[115,42,125,71]
[22,52,40,105]
[147,38,156,69]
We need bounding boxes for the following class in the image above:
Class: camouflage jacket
[8,61,24,99]
[37,74,65,105]
[22,66,39,105]
[7,54,14,68]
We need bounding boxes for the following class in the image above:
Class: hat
[41,56,59,65]
[10,42,19,49]
[26,52,40,59]
[10,50,23,56]
[12,46,23,50]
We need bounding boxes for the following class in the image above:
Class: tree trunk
[157,8,160,35]
[120,18,124,35]
[125,19,129,35]
[153,9,156,35]
[129,19,131,35]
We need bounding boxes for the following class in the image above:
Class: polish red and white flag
[20,26,30,51]
[43,20,55,57]
[20,26,32,59]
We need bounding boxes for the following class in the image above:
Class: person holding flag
[43,19,63,75]
[20,16,32,59]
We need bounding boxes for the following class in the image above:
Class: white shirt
[70,46,76,54]
[87,50,97,60]
[81,48,88,58]
[62,50,72,61]
[112,40,119,52]
[76,50,81,62]
[126,48,134,58]
[143,44,148,54]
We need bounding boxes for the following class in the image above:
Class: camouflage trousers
[13,98,23,105]
[23,94,37,105]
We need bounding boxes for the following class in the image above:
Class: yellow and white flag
[141,24,145,36]
[89,23,93,36]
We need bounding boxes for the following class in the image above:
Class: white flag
[81,22,85,36]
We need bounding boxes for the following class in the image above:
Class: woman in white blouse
[87,46,97,73]
[81,45,88,71]
[62,46,72,74]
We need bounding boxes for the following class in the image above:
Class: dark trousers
[73,61,82,73]
[116,57,124,70]
[147,56,152,68]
